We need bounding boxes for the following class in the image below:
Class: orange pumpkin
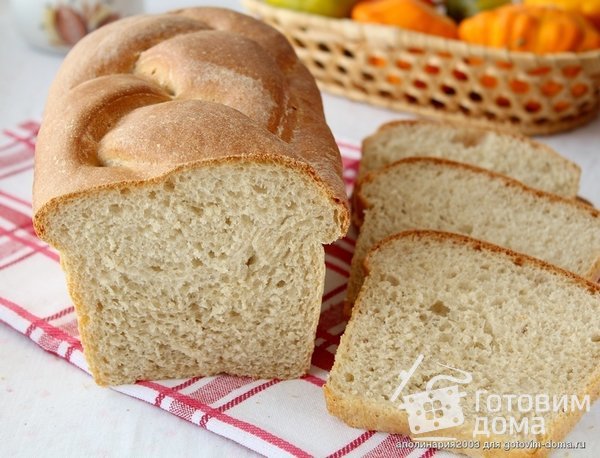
[458,4,600,53]
[352,0,459,39]
[524,0,600,30]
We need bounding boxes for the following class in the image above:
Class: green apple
[265,0,358,18]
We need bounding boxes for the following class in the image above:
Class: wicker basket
[244,0,600,135]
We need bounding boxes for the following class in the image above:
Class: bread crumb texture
[51,164,337,385]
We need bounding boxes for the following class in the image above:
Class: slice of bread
[326,230,600,458]
[347,158,600,306]
[359,120,580,197]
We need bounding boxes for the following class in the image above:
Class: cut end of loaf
[327,231,600,457]
[37,160,342,385]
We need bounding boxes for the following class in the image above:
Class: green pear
[265,0,358,18]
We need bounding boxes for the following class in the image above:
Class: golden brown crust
[353,157,597,228]
[33,7,349,236]
[576,196,595,207]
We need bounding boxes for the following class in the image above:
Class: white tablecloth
[0,0,598,456]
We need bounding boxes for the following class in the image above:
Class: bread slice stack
[347,121,599,307]
[347,157,600,305]
[326,231,600,457]
[326,120,600,455]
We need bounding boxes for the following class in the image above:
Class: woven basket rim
[244,0,600,63]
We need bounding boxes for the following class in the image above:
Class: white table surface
[0,1,598,457]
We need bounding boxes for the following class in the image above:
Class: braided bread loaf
[33,8,349,386]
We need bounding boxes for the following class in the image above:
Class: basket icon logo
[391,354,472,440]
